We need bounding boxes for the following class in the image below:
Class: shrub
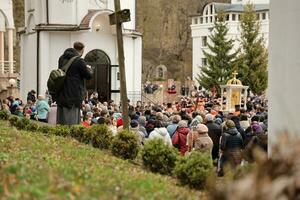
[141,139,179,175]
[111,130,139,160]
[8,116,19,127]
[15,118,31,130]
[49,125,71,137]
[38,125,54,134]
[0,110,10,120]
[85,125,112,149]
[70,125,87,142]
[25,122,39,132]
[173,152,214,189]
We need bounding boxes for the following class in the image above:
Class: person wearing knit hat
[190,115,203,130]
[197,124,208,133]
[178,120,188,128]
[225,120,236,129]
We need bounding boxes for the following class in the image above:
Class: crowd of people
[0,41,268,175]
[0,89,268,176]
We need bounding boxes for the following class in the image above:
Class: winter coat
[220,128,244,166]
[148,127,172,146]
[206,121,222,160]
[188,131,213,154]
[166,123,178,138]
[36,100,50,120]
[172,127,190,155]
[56,48,93,108]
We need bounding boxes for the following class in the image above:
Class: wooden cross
[108,0,131,129]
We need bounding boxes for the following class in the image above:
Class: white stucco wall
[0,0,14,28]
[269,0,300,147]
[20,33,37,100]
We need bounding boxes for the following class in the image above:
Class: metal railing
[1,61,17,74]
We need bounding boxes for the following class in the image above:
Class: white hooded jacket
[148,127,172,146]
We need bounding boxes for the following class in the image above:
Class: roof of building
[213,3,269,13]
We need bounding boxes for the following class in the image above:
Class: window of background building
[202,36,207,47]
[202,58,208,66]
[262,12,266,20]
[232,14,236,21]
[194,18,198,24]
[226,14,230,21]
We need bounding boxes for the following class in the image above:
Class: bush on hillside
[49,125,71,137]
[8,115,19,127]
[0,110,10,120]
[111,130,139,160]
[85,125,112,149]
[25,122,39,132]
[173,152,213,189]
[15,118,31,130]
[141,139,179,175]
[70,125,87,142]
[38,125,54,134]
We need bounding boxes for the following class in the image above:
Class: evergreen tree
[197,13,238,92]
[239,4,268,95]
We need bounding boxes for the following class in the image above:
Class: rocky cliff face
[136,0,229,83]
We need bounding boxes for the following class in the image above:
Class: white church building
[191,0,269,82]
[20,0,142,103]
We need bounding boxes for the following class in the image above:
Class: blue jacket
[166,123,178,138]
[36,100,50,120]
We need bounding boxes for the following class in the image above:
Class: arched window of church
[158,67,164,78]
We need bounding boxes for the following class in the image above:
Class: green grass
[0,121,204,200]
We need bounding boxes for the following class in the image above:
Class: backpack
[47,56,78,94]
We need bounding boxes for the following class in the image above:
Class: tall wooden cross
[109,0,131,129]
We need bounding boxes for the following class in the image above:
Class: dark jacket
[206,121,222,160]
[56,48,93,108]
[220,128,244,166]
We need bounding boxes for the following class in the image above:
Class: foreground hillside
[0,121,203,200]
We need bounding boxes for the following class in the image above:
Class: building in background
[20,0,142,103]
[191,0,269,82]
[0,0,19,99]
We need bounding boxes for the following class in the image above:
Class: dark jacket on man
[206,121,222,160]
[56,48,93,108]
[220,127,244,166]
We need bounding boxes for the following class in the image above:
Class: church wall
[20,33,37,100]
[48,0,77,25]
[123,35,142,101]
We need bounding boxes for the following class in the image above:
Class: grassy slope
[0,121,204,200]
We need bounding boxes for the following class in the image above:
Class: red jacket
[172,127,190,155]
